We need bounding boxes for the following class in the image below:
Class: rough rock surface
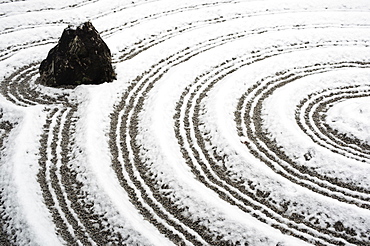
[39,22,116,87]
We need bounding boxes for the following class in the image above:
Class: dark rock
[39,22,116,87]
[304,148,314,161]
[303,152,312,161]
[334,221,345,232]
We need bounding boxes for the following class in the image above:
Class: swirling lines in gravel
[296,85,370,161]
[1,0,370,245]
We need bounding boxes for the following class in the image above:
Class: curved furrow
[224,65,370,242]
[1,68,133,244]
[36,106,133,245]
[296,86,370,161]
[1,0,247,64]
[238,63,370,204]
[1,64,38,106]
[2,1,369,63]
[186,41,370,200]
[0,0,153,35]
[0,30,154,246]
[0,0,240,45]
[114,9,370,245]
[102,0,245,38]
[110,110,190,246]
[37,107,76,245]
[101,0,242,36]
[1,0,370,245]
[2,1,231,62]
[114,9,370,62]
[110,55,211,246]
[174,40,370,245]
[0,0,101,18]
[117,23,369,62]
[109,25,282,245]
[238,64,370,245]
[0,109,17,245]
[0,41,57,62]
[316,90,370,155]
[48,107,96,245]
[1,64,71,107]
[107,26,366,246]
[57,106,140,245]
[17,76,140,244]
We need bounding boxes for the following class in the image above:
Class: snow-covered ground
[1,0,370,245]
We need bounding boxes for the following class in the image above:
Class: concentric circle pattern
[1,0,370,245]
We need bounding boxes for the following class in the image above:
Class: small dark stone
[334,221,344,232]
[39,22,116,87]
[304,152,312,161]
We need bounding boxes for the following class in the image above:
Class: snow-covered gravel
[0,0,370,245]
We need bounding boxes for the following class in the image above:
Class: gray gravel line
[0,112,15,246]
[175,43,324,245]
[238,62,370,245]
[107,24,284,245]
[37,108,76,245]
[297,86,370,161]
[243,62,370,206]
[175,41,370,246]
[1,62,138,244]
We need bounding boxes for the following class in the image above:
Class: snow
[0,0,370,245]
[327,97,370,144]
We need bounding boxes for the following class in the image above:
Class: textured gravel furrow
[35,105,128,244]
[0,109,13,150]
[37,108,76,245]
[1,0,241,58]
[0,0,100,18]
[175,52,318,243]
[1,64,71,107]
[0,210,13,246]
[117,23,369,62]
[110,51,215,246]
[239,63,370,207]
[174,42,370,245]
[110,29,368,246]
[242,64,370,245]
[1,63,125,244]
[58,106,133,245]
[2,1,368,63]
[101,0,241,37]
[108,29,254,246]
[0,41,56,62]
[19,80,128,245]
[111,26,302,244]
[49,107,95,246]
[110,112,189,246]
[296,86,370,161]
[101,9,370,244]
[1,64,37,106]
[0,0,156,34]
[316,91,370,154]
[1,0,370,245]
[0,110,15,246]
[108,22,308,245]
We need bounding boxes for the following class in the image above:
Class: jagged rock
[39,21,116,87]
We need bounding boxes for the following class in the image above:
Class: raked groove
[0,0,369,245]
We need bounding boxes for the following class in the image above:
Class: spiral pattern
[1,0,370,245]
